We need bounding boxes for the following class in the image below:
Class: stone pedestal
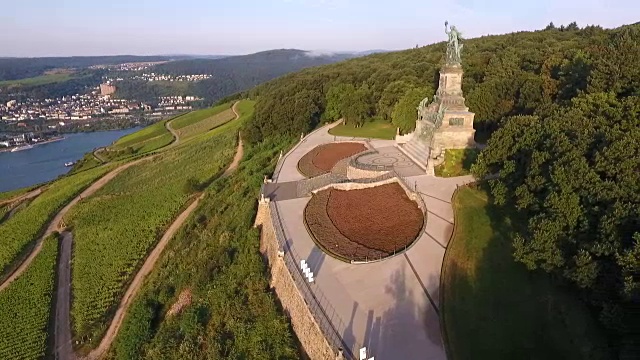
[396,63,476,173]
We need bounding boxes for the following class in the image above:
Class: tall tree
[391,87,430,134]
[324,83,354,121]
[377,81,409,121]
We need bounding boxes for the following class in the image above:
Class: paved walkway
[271,123,473,359]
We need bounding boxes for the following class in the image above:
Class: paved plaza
[270,124,473,359]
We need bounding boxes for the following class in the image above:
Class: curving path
[0,187,43,207]
[55,102,242,360]
[92,113,182,164]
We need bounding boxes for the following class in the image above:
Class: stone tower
[395,22,475,175]
[430,64,475,149]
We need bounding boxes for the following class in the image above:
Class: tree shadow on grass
[441,183,613,360]
[461,149,479,172]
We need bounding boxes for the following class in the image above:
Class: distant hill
[0,55,188,82]
[115,49,361,104]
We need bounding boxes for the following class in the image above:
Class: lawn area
[0,73,74,87]
[328,119,396,139]
[442,186,612,360]
[434,149,478,177]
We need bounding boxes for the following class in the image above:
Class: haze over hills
[114,49,376,104]
[0,49,385,105]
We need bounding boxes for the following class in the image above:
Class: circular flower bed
[305,183,424,262]
[297,142,367,177]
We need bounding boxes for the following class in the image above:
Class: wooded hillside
[115,50,359,104]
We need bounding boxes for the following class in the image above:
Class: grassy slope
[0,236,57,360]
[69,153,103,174]
[442,186,611,360]
[67,103,253,350]
[434,149,479,178]
[110,120,171,149]
[0,186,38,202]
[109,112,299,360]
[171,102,232,130]
[328,118,396,139]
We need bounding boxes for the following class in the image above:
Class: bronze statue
[445,21,463,65]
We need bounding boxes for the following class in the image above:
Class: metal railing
[270,202,361,359]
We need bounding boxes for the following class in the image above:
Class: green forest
[236,22,639,356]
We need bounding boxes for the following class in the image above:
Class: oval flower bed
[304,182,424,262]
[297,142,367,178]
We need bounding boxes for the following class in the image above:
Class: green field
[434,149,478,178]
[0,166,111,279]
[328,118,396,139]
[0,73,74,87]
[442,186,611,360]
[67,103,252,350]
[0,235,58,360]
[171,102,232,130]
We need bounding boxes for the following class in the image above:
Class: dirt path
[0,187,43,207]
[92,147,107,163]
[54,231,76,360]
[165,117,180,147]
[81,114,242,360]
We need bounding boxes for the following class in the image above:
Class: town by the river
[0,128,138,192]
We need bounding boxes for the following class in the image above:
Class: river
[0,128,139,193]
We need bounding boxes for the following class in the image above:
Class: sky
[1,0,638,57]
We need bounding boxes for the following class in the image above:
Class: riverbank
[0,136,66,153]
[0,128,139,193]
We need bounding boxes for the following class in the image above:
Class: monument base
[433,127,476,149]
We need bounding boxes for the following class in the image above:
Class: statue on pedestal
[444,21,463,66]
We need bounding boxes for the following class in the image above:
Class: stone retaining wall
[255,202,340,360]
[346,165,389,180]
[312,177,411,198]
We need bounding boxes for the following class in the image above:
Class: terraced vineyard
[0,165,111,278]
[175,106,236,140]
[111,120,171,149]
[170,102,232,130]
[131,133,174,153]
[67,102,253,348]
[0,236,57,360]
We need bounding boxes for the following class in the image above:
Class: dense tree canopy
[245,22,639,143]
